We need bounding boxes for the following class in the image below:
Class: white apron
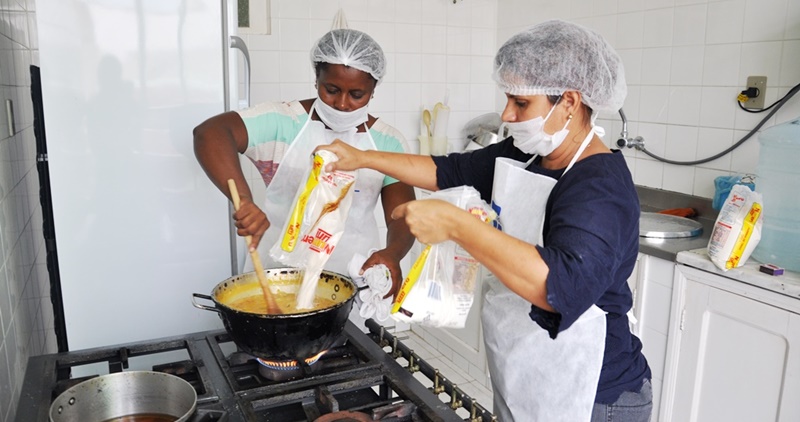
[482,129,607,422]
[243,100,385,276]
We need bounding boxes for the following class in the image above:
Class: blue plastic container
[712,175,755,211]
[751,118,800,272]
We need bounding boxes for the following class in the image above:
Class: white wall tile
[277,0,310,19]
[395,24,422,53]
[308,0,341,20]
[278,19,310,51]
[446,55,471,84]
[634,158,665,188]
[737,41,782,84]
[693,167,729,196]
[447,0,472,27]
[643,8,674,47]
[396,0,423,23]
[706,0,745,44]
[673,4,706,46]
[662,164,695,194]
[421,25,447,55]
[616,12,645,49]
[367,21,396,53]
[394,83,422,112]
[368,0,396,23]
[670,45,704,86]
[394,53,422,83]
[638,122,668,157]
[729,129,760,174]
[250,51,281,83]
[702,44,741,86]
[786,0,800,39]
[664,124,698,162]
[779,40,800,87]
[696,127,734,171]
[340,0,370,22]
[421,54,447,83]
[641,47,672,85]
[699,86,736,129]
[420,0,448,25]
[742,0,788,42]
[446,26,471,55]
[618,0,645,13]
[667,86,701,125]
[639,85,670,123]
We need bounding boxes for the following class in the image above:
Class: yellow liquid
[229,291,338,315]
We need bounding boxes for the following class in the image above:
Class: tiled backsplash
[0,0,58,421]
[497,0,800,198]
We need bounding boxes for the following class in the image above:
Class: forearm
[363,151,439,191]
[450,215,554,311]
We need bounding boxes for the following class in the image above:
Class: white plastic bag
[707,184,763,271]
[391,186,494,328]
[270,150,356,308]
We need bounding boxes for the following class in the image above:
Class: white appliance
[36,0,249,350]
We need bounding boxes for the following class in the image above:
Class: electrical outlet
[744,76,767,109]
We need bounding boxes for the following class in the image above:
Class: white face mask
[507,99,572,156]
[314,98,369,133]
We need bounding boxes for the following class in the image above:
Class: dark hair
[314,62,379,86]
[546,94,593,126]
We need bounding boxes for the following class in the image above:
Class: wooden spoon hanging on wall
[227,179,281,314]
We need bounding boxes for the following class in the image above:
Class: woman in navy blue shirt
[318,20,651,422]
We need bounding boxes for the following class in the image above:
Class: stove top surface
[16,320,494,422]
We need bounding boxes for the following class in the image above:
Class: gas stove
[16,319,495,421]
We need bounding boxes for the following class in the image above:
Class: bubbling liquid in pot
[229,291,338,314]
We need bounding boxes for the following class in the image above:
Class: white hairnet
[311,29,386,83]
[492,20,627,113]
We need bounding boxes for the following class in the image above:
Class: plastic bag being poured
[270,150,356,309]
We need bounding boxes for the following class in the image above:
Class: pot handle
[191,293,220,313]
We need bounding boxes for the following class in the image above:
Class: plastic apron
[243,99,385,276]
[482,128,607,422]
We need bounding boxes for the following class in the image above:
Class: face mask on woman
[506,98,572,156]
[315,98,369,133]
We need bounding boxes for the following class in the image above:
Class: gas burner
[313,410,372,422]
[255,350,328,381]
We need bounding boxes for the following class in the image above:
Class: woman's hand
[313,139,368,172]
[232,197,270,251]
[361,249,403,299]
[391,199,464,245]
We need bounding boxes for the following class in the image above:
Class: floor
[391,329,495,417]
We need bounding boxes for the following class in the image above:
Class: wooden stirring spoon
[227,179,281,314]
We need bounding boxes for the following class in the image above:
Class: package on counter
[270,150,356,308]
[391,186,495,328]
[707,184,763,271]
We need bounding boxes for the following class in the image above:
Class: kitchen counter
[677,248,800,301]
[636,186,717,262]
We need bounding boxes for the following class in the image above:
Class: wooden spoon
[227,179,281,314]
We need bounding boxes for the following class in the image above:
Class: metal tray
[640,212,704,239]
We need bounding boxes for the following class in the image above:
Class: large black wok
[192,267,356,360]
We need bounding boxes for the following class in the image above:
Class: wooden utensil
[227,179,281,314]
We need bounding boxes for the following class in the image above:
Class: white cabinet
[627,253,676,421]
[661,264,800,422]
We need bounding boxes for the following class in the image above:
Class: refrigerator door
[37,0,234,350]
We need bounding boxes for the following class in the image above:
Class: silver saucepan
[49,371,196,422]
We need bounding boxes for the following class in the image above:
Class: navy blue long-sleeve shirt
[432,138,651,404]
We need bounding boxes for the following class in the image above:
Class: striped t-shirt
[236,100,408,187]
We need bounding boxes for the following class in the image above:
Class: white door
[667,270,800,422]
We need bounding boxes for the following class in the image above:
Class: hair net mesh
[311,29,386,83]
[492,20,627,113]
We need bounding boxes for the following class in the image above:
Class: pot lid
[639,212,703,239]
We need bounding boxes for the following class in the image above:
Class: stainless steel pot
[49,371,197,422]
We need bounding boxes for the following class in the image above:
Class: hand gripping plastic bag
[707,184,763,271]
[391,186,495,328]
[270,150,356,309]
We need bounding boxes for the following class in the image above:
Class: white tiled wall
[0,0,57,421]
[497,0,800,198]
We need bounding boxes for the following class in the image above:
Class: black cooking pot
[192,267,356,361]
